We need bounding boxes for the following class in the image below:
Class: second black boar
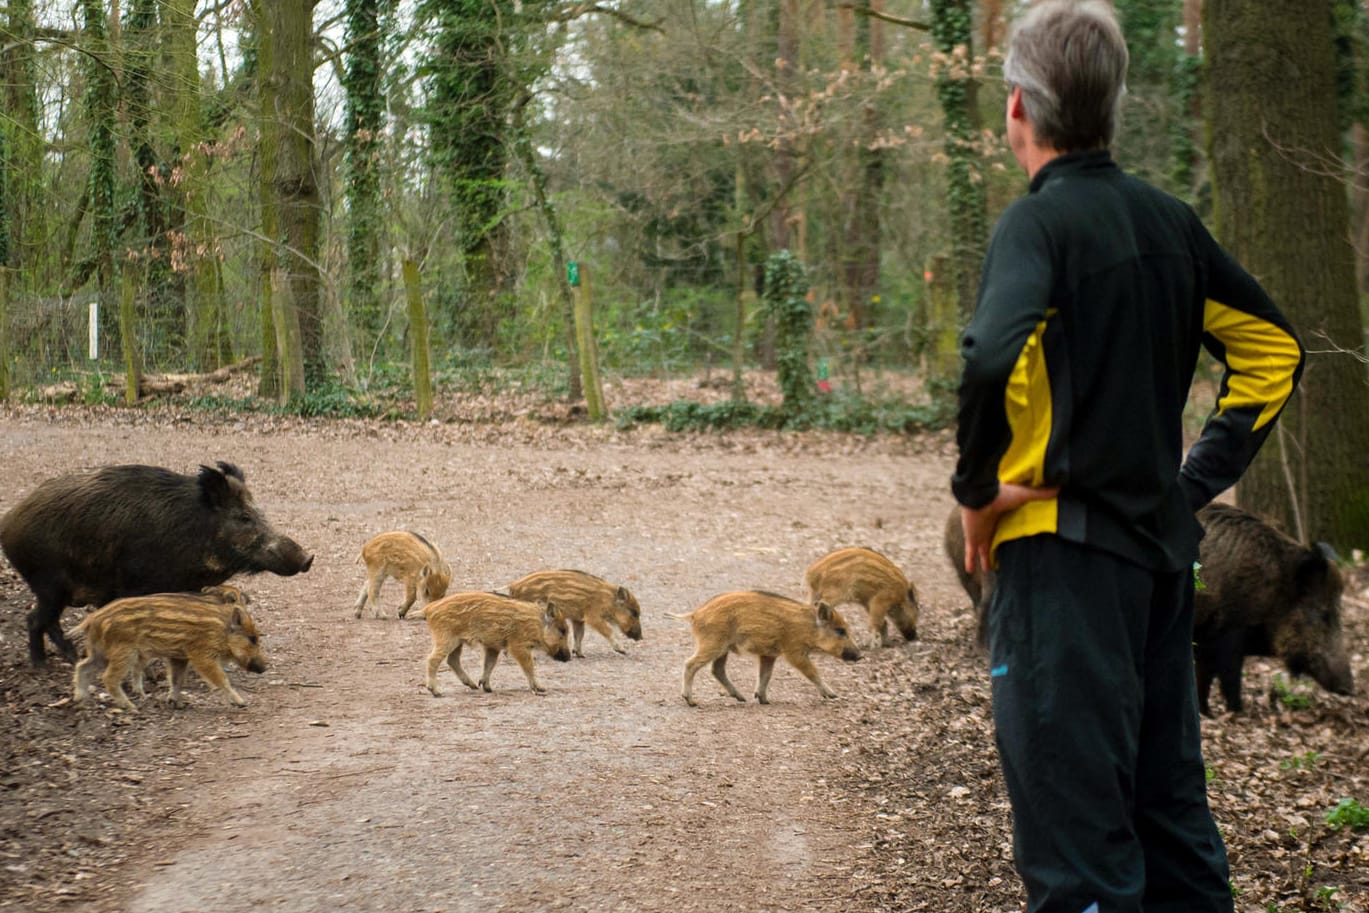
[1,462,312,664]
[1194,503,1353,714]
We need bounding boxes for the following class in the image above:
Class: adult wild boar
[1,462,312,664]
[1194,503,1353,714]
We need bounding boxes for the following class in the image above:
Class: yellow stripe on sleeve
[1204,299,1300,430]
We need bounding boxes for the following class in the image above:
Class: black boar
[942,504,993,647]
[1194,503,1353,714]
[1,462,312,664]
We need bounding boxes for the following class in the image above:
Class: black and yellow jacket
[952,150,1303,573]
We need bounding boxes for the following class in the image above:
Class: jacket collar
[1029,148,1116,193]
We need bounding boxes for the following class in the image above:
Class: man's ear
[1008,85,1027,121]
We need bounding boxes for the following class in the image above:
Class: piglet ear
[615,586,630,605]
[229,606,246,631]
[542,600,561,624]
[815,602,834,624]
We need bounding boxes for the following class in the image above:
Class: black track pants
[987,535,1232,913]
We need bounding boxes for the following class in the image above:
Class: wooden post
[402,258,434,421]
[119,259,142,405]
[572,263,605,421]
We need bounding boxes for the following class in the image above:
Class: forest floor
[0,374,1366,913]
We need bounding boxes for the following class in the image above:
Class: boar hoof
[613,646,628,655]
[427,686,443,698]
[754,693,768,704]
[683,696,697,707]
[480,683,493,693]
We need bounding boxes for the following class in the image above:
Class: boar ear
[815,601,835,624]
[615,586,630,605]
[541,600,561,623]
[906,587,918,606]
[198,464,236,508]
[1295,547,1333,595]
[229,606,246,630]
[215,461,246,483]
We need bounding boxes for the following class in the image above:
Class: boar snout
[552,646,572,663]
[264,537,313,575]
[841,646,863,662]
[1308,654,1354,696]
[245,656,268,674]
[626,623,643,641]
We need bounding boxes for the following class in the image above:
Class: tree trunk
[1205,0,1369,547]
[428,0,516,350]
[264,0,324,386]
[3,0,48,286]
[402,259,433,420]
[344,0,390,359]
[839,0,884,331]
[125,0,177,350]
[81,0,118,361]
[164,0,225,371]
[930,0,986,319]
[250,2,281,398]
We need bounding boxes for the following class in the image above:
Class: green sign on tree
[567,261,580,287]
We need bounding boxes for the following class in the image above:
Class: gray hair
[1003,0,1129,151]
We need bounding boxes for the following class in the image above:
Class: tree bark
[249,2,281,398]
[1205,0,1369,546]
[930,0,986,320]
[164,0,225,370]
[343,0,390,358]
[264,0,324,387]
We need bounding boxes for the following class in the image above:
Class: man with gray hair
[953,3,1304,912]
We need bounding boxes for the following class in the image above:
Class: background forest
[1,0,1369,546]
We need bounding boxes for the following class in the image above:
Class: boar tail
[665,611,695,622]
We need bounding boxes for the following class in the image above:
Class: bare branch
[547,3,665,33]
[831,3,930,31]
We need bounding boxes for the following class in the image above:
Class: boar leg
[73,651,104,704]
[187,656,247,707]
[424,643,448,696]
[784,649,838,700]
[447,643,480,690]
[681,649,722,706]
[355,572,387,619]
[570,620,587,657]
[866,605,893,648]
[754,655,777,704]
[503,645,549,694]
[28,597,77,665]
[166,658,192,706]
[710,655,746,702]
[397,579,419,619]
[100,646,139,712]
[585,616,627,655]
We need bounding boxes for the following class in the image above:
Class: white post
[88,300,99,360]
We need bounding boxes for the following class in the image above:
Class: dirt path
[0,410,957,913]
